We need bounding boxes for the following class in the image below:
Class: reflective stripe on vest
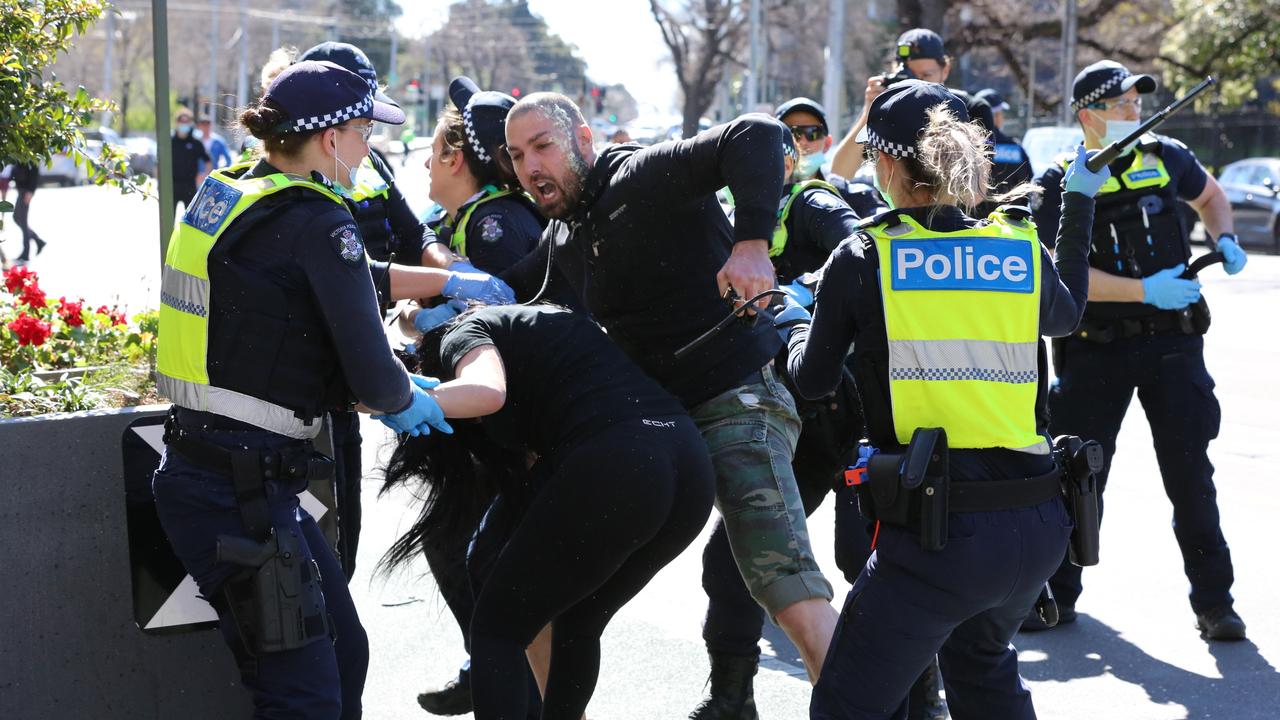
[870,210,1048,454]
[770,179,842,257]
[447,186,514,258]
[1057,146,1171,195]
[156,162,346,439]
[350,155,390,202]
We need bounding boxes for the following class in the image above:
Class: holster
[1053,434,1103,567]
[859,428,950,551]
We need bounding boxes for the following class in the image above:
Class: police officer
[830,28,952,179]
[784,80,1108,718]
[151,60,459,719]
[775,97,884,217]
[693,129,868,720]
[1026,60,1249,640]
[965,91,1033,218]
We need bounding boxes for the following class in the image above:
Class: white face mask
[332,139,359,192]
[1097,118,1141,153]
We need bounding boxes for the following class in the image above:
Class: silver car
[1218,158,1280,251]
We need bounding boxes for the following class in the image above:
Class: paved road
[7,173,1278,719]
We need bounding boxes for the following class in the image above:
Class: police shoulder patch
[330,223,365,264]
[478,214,505,243]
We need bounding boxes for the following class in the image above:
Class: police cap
[774,97,828,135]
[448,76,517,168]
[1072,60,1156,109]
[974,88,1009,112]
[856,80,969,159]
[298,41,400,109]
[896,28,946,62]
[265,60,405,133]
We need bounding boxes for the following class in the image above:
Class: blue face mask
[796,151,827,180]
[176,123,193,136]
[873,167,896,210]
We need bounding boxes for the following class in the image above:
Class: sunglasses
[789,125,827,142]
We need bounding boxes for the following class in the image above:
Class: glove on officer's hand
[1142,264,1201,310]
[772,294,812,344]
[374,375,453,437]
[779,281,814,308]
[1063,145,1111,198]
[413,299,467,334]
[443,269,515,306]
[1217,236,1247,275]
[447,260,481,275]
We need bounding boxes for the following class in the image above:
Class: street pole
[745,0,761,111]
[1060,0,1077,126]
[1026,39,1035,131]
[421,32,431,133]
[103,8,114,129]
[208,0,220,117]
[388,28,398,87]
[236,0,248,115]
[271,17,279,51]
[152,0,174,262]
[822,0,845,139]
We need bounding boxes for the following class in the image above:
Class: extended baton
[1085,76,1216,173]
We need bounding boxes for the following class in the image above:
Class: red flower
[58,297,86,327]
[3,265,37,294]
[108,307,128,326]
[8,313,52,346]
[19,283,47,309]
[95,305,110,316]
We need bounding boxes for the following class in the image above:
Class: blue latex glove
[447,260,481,274]
[1217,235,1247,275]
[443,268,515,305]
[1141,264,1201,310]
[414,299,467,334]
[1063,145,1111,198]
[772,294,812,344]
[374,375,453,437]
[779,281,814,308]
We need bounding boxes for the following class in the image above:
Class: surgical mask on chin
[1099,118,1141,153]
[333,151,359,195]
[796,151,827,180]
[873,168,896,210]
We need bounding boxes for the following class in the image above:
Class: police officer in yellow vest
[781,80,1108,719]
[1026,60,1249,640]
[152,60,455,719]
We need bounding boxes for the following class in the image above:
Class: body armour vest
[867,208,1048,454]
[1058,136,1192,320]
[350,156,397,261]
[157,163,352,438]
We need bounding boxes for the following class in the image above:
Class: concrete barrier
[0,404,337,718]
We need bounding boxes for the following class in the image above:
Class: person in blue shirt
[197,115,234,169]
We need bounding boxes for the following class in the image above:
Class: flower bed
[1,266,159,417]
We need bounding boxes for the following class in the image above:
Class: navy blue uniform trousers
[1046,332,1234,613]
[153,428,369,720]
[811,498,1071,719]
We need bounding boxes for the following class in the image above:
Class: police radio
[1085,76,1216,173]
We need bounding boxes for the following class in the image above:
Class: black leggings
[469,415,715,720]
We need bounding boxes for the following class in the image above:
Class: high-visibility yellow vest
[350,155,390,202]
[1056,143,1171,195]
[869,209,1048,454]
[445,185,514,258]
[770,179,842,257]
[156,163,347,439]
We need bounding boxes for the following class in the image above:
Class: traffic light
[608,114,618,123]
[511,87,522,98]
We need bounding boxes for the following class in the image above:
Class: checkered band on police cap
[289,93,374,132]
[1073,69,1127,109]
[863,127,917,159]
[462,106,491,164]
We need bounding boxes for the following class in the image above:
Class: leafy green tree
[0,0,142,214]
[1161,0,1280,110]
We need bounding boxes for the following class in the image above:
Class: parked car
[1217,158,1280,251]
[123,136,157,177]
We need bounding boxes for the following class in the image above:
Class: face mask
[176,124,192,136]
[796,151,827,180]
[874,166,896,210]
[332,140,359,193]
[1097,117,1141,153]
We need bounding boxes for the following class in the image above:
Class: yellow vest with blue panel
[157,162,347,439]
[869,210,1047,454]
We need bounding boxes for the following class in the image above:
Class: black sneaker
[1196,606,1247,641]
[1020,604,1076,632]
[417,670,473,716]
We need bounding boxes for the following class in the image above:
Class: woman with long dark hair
[381,303,715,719]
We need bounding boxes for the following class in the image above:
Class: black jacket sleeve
[1033,165,1066,250]
[297,210,412,413]
[1039,192,1094,337]
[369,152,436,264]
[618,114,786,243]
[801,189,862,255]
[786,240,870,400]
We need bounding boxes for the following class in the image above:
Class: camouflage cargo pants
[691,363,833,616]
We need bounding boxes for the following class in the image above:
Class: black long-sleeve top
[773,184,865,283]
[785,193,1095,481]
[503,114,790,407]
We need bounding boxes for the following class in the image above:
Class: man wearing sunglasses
[1027,60,1249,642]
[774,97,884,218]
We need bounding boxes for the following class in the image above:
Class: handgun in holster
[1053,434,1103,567]
[856,427,950,551]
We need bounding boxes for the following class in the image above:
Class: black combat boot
[689,651,761,720]
[907,658,948,720]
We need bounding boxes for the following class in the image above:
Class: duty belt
[949,469,1063,513]
[1076,309,1194,343]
